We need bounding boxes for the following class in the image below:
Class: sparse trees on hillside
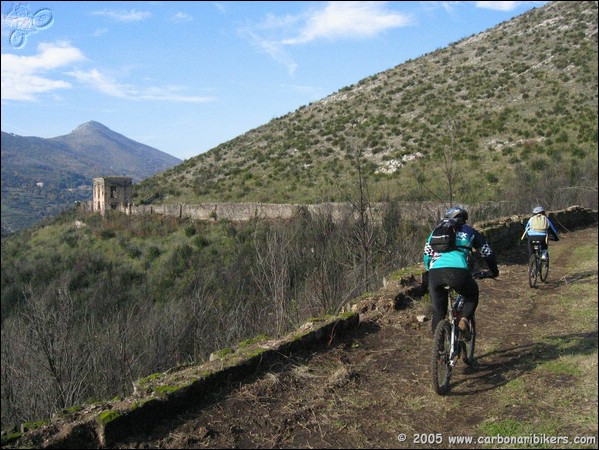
[1,203,430,428]
[1,284,94,424]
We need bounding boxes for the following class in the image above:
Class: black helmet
[445,207,468,224]
[533,206,545,214]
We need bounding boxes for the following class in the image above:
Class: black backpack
[429,219,459,253]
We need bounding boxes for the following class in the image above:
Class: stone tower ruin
[92,176,132,215]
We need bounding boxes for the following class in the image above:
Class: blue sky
[1,1,549,160]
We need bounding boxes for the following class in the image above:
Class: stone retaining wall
[3,314,360,449]
[473,205,597,254]
[81,201,597,235]
[81,200,447,225]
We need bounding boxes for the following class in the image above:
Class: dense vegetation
[1,195,427,428]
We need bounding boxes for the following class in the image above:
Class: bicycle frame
[430,270,493,394]
[528,242,549,288]
[446,289,464,367]
[431,287,476,395]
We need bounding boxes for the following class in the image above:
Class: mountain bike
[431,271,495,395]
[528,240,549,288]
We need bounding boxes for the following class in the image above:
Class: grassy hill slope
[134,1,597,209]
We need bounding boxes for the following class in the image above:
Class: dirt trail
[116,226,598,449]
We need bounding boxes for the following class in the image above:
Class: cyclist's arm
[423,235,434,270]
[472,229,499,277]
[522,218,532,238]
[548,219,559,240]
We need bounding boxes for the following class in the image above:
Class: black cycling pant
[428,268,479,335]
[527,236,548,256]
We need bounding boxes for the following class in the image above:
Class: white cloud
[91,9,152,22]
[475,2,538,12]
[431,2,461,14]
[284,1,411,45]
[67,68,216,103]
[242,2,410,74]
[170,12,193,23]
[1,40,213,104]
[244,30,298,75]
[92,28,108,37]
[67,68,129,98]
[211,2,228,14]
[1,42,85,101]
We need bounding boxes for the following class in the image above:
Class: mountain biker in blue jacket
[423,207,499,339]
[522,206,559,259]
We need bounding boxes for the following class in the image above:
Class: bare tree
[296,209,348,315]
[252,225,296,335]
[442,118,461,207]
[342,143,378,293]
[415,118,462,208]
[1,284,94,425]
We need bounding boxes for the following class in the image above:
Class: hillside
[3,223,596,448]
[1,121,181,233]
[134,0,598,209]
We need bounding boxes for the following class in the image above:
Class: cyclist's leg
[527,236,535,257]
[540,238,549,255]
[428,269,450,335]
[539,236,550,281]
[453,272,479,320]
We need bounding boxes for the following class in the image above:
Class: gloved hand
[492,269,499,278]
[473,270,497,279]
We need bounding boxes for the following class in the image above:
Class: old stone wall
[81,200,447,225]
[81,201,597,241]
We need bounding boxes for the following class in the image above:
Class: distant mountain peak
[74,121,111,133]
[2,121,181,232]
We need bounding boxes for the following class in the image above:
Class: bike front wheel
[528,254,539,288]
[431,320,453,395]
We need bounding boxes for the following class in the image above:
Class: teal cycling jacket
[423,223,497,271]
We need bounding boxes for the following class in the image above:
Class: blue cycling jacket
[424,223,497,272]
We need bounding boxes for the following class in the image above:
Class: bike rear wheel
[463,316,476,365]
[540,258,549,282]
[431,320,452,395]
[528,254,539,288]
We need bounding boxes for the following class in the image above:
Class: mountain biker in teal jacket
[423,207,499,338]
[523,206,559,259]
